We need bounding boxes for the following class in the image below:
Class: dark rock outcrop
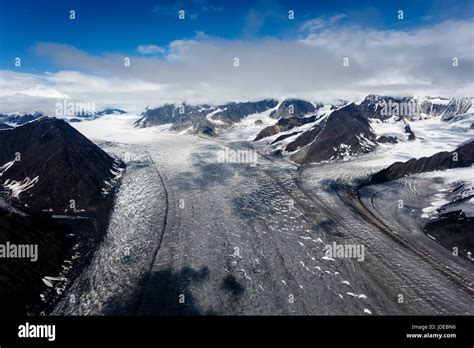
[0,117,123,213]
[377,135,398,144]
[404,122,416,140]
[269,99,317,119]
[289,103,377,164]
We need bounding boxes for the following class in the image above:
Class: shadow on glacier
[102,266,215,315]
[173,160,240,191]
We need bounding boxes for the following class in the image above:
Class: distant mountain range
[256,95,473,165]
[132,94,473,165]
[0,108,127,126]
[0,111,46,126]
[3,95,473,167]
[68,108,127,122]
[134,99,278,135]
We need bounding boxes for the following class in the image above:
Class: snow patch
[0,160,15,176]
[3,176,39,197]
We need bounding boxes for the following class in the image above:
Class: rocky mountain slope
[369,141,474,184]
[289,103,377,164]
[0,118,123,213]
[0,117,124,315]
[255,95,473,165]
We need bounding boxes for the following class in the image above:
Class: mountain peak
[0,117,123,213]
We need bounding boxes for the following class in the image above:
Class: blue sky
[1,0,473,72]
[0,0,472,112]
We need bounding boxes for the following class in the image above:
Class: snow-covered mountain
[0,111,46,126]
[369,141,474,184]
[134,99,278,135]
[0,108,128,126]
[356,95,472,120]
[253,95,473,165]
[268,99,320,119]
[67,108,127,123]
[288,103,378,164]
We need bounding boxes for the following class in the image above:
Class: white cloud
[1,19,473,114]
[0,70,166,114]
[136,44,166,55]
[300,14,347,33]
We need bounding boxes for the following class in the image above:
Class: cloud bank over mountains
[1,18,473,114]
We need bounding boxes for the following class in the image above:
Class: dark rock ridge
[290,103,377,164]
[0,117,123,213]
[134,99,278,135]
[369,141,474,184]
